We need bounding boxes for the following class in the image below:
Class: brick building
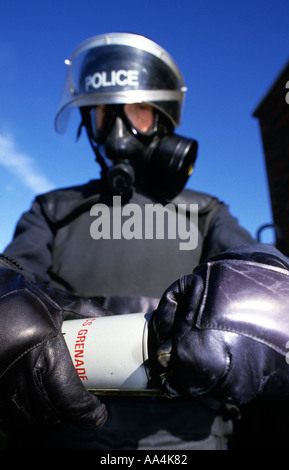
[253,60,289,255]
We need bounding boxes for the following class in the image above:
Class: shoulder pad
[36,180,103,226]
[173,188,220,214]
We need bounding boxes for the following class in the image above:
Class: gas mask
[86,103,198,200]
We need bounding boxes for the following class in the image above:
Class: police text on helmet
[85,70,139,91]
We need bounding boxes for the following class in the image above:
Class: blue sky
[0,0,289,252]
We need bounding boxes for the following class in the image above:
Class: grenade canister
[62,311,160,395]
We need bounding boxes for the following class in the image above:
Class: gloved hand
[153,246,289,406]
[0,255,109,430]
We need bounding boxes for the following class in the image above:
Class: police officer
[1,33,289,450]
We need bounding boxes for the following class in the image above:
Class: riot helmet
[55,33,198,199]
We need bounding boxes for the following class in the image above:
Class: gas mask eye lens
[95,105,107,131]
[90,105,115,142]
[124,103,154,134]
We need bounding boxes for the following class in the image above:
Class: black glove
[153,246,289,406]
[0,255,109,430]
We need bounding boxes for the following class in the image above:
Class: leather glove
[0,255,109,430]
[153,246,289,406]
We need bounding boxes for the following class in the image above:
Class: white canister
[62,311,161,395]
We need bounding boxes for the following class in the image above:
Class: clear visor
[96,103,154,134]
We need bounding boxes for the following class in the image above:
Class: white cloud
[0,134,55,193]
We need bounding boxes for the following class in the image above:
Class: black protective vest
[36,181,219,301]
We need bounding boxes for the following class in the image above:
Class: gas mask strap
[86,128,109,176]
